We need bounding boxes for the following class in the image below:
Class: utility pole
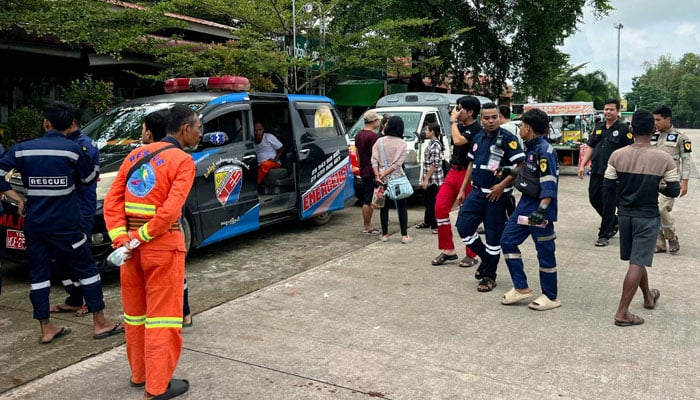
[614,23,623,98]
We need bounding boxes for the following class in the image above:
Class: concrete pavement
[2,174,699,400]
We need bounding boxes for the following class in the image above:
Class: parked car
[0,76,355,270]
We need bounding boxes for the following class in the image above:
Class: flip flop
[362,229,380,235]
[50,304,82,314]
[614,314,645,327]
[500,288,536,305]
[528,294,561,311]
[148,378,189,400]
[94,322,125,340]
[644,289,661,310]
[39,327,72,345]
[594,237,609,247]
[183,315,194,328]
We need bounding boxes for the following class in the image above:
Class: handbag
[379,138,414,200]
[371,185,386,209]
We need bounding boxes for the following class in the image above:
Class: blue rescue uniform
[0,130,103,320]
[58,129,101,308]
[500,136,559,300]
[456,127,525,282]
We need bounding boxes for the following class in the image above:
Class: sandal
[594,237,609,247]
[668,236,680,253]
[476,278,496,292]
[614,314,644,327]
[500,288,535,305]
[431,252,458,266]
[459,256,478,268]
[654,246,667,253]
[415,222,430,229]
[474,261,485,280]
[74,305,90,317]
[49,304,82,314]
[607,224,619,239]
[528,294,561,311]
[362,229,380,235]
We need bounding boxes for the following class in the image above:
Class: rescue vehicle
[0,76,355,270]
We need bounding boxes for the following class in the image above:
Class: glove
[496,167,514,177]
[528,207,547,226]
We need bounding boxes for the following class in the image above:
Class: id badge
[487,145,505,171]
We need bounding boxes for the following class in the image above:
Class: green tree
[566,70,617,109]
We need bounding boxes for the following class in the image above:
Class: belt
[472,185,513,194]
[450,164,467,171]
[127,217,181,231]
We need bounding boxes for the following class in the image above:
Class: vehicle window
[296,104,342,139]
[204,111,246,143]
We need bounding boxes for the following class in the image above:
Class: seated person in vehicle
[254,121,285,183]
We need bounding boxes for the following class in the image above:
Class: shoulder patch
[683,140,692,153]
[539,158,548,173]
[626,132,633,140]
[666,133,678,142]
[595,129,602,135]
[82,146,88,152]
[508,140,518,150]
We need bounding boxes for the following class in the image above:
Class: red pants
[258,160,281,184]
[121,247,185,395]
[435,168,476,257]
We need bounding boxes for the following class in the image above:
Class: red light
[164,76,251,93]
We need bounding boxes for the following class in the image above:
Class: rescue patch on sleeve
[82,146,88,152]
[626,132,633,140]
[539,158,548,173]
[595,129,602,135]
[684,140,692,152]
[508,140,518,150]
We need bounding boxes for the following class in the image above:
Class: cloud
[559,1,700,95]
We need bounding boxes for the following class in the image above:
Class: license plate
[6,229,26,250]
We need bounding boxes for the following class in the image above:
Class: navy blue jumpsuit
[0,130,103,320]
[456,128,525,282]
[500,136,559,300]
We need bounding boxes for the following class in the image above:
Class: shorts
[619,215,660,267]
[361,176,376,206]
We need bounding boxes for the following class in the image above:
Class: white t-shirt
[255,133,283,165]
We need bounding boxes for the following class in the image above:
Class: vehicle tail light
[163,76,251,93]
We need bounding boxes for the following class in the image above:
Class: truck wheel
[181,215,192,256]
[311,212,332,226]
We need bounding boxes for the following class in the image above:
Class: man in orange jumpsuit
[104,104,200,399]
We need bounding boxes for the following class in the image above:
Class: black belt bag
[514,167,541,199]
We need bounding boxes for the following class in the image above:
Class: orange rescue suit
[103,140,195,395]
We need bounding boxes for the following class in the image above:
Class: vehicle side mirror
[201,131,230,148]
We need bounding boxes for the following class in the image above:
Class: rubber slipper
[74,305,90,317]
[594,237,609,247]
[130,380,146,388]
[614,314,644,327]
[39,327,72,344]
[431,253,458,265]
[500,288,536,305]
[148,378,189,400]
[362,229,380,235]
[50,304,82,314]
[183,315,194,328]
[644,289,660,310]
[654,246,667,253]
[94,322,125,340]
[528,294,561,311]
[668,236,680,253]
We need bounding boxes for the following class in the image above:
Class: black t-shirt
[450,121,482,166]
[587,119,633,175]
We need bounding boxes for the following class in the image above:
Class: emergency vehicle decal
[127,164,156,198]
[199,204,260,247]
[301,162,349,219]
[191,149,220,165]
[214,165,243,206]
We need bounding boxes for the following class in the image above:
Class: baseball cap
[363,110,379,123]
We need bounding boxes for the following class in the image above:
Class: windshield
[347,111,422,140]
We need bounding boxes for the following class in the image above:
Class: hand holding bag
[379,138,414,200]
[371,185,386,209]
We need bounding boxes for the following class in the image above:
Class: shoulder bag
[379,138,413,200]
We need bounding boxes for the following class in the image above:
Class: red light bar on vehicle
[163,76,251,93]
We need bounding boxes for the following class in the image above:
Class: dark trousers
[423,183,439,229]
[589,174,618,239]
[381,198,408,236]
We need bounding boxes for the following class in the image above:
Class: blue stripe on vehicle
[199,204,261,247]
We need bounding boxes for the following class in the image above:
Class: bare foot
[40,322,66,344]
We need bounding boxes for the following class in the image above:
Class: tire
[310,212,332,226]
[180,215,192,256]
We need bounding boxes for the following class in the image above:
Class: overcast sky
[559,0,700,96]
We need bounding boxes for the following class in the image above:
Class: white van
[347,92,491,196]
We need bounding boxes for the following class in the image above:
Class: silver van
[347,92,491,196]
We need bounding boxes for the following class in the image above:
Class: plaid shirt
[423,139,444,186]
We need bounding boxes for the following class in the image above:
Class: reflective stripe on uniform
[82,167,98,183]
[72,233,87,249]
[15,149,79,160]
[109,226,128,241]
[539,266,558,273]
[30,280,51,290]
[540,175,557,184]
[138,223,152,242]
[145,316,183,329]
[485,243,501,255]
[26,186,75,196]
[537,234,556,242]
[124,313,146,326]
[79,274,101,286]
[125,202,156,216]
[462,232,480,245]
[503,253,522,259]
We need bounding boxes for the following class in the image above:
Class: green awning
[327,80,385,107]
